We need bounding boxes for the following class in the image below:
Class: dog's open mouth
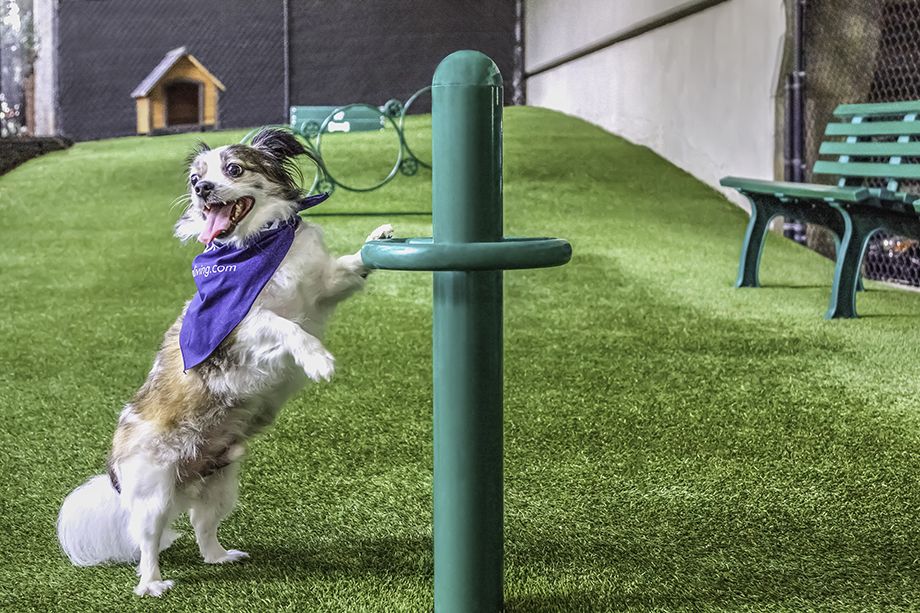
[198,196,255,244]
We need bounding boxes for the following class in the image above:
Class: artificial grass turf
[3,107,920,612]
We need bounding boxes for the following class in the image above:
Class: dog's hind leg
[189,460,249,564]
[121,458,177,597]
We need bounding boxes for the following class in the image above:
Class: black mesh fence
[56,0,286,141]
[803,0,920,286]
[48,0,517,142]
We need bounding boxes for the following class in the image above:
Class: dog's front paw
[134,579,174,597]
[205,549,250,564]
[295,347,335,382]
[366,224,394,242]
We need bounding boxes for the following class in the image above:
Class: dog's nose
[195,181,215,198]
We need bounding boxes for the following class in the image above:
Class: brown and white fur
[57,128,393,597]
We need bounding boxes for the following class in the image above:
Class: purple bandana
[179,193,329,370]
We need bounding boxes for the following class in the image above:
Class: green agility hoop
[361,51,572,612]
[315,103,403,193]
[242,86,433,198]
[398,86,433,170]
[287,88,434,196]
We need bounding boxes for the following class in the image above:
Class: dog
[57,127,393,596]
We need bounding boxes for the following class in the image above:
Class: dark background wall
[55,0,518,141]
[288,1,517,112]
[57,0,285,141]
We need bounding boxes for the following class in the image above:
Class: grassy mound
[2,108,920,611]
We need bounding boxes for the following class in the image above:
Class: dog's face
[175,128,310,246]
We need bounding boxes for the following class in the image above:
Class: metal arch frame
[314,103,404,193]
[241,87,434,197]
[398,86,433,170]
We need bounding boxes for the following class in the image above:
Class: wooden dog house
[131,47,225,135]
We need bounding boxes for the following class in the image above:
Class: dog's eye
[190,174,200,186]
[225,163,243,178]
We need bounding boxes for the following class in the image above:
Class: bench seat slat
[813,160,920,179]
[834,100,920,118]
[819,141,920,157]
[825,121,920,136]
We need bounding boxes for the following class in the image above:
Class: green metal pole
[362,49,568,610]
[432,51,504,612]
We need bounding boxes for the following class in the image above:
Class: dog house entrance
[165,81,201,126]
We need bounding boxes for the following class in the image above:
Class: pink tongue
[198,206,234,244]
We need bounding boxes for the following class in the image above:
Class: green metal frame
[289,104,385,136]
[292,88,433,195]
[721,102,920,319]
[827,201,920,318]
[241,88,433,196]
[398,86,434,169]
[725,187,867,318]
[360,51,571,612]
[314,103,405,193]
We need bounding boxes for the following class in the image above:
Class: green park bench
[721,100,920,318]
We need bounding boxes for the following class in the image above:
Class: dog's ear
[185,141,210,167]
[250,128,306,161]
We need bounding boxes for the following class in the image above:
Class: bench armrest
[720,177,872,203]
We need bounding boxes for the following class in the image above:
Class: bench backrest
[816,100,920,192]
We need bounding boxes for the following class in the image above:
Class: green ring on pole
[360,237,572,271]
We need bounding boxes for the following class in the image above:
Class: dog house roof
[131,46,226,99]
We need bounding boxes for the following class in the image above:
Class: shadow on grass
[163,520,920,610]
[759,284,829,290]
[506,592,601,612]
[175,535,434,582]
[503,535,920,611]
[309,211,431,217]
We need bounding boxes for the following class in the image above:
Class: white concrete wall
[525,0,787,208]
[32,0,57,136]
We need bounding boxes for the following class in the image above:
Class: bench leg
[735,197,779,288]
[826,208,879,319]
[827,225,865,292]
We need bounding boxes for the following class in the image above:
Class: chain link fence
[802,0,920,286]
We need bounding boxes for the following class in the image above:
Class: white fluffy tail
[57,474,178,566]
